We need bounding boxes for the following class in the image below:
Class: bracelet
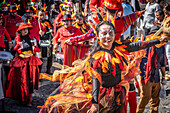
[135,82,139,89]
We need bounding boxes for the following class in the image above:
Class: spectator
[136,25,166,113]
[154,9,164,27]
[157,0,164,9]
[143,0,160,35]
[50,4,59,23]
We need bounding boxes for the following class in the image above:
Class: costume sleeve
[70,28,95,43]
[53,13,63,36]
[122,10,145,33]
[126,39,160,52]
[4,27,11,42]
[92,77,100,104]
[14,37,21,51]
[53,29,60,45]
[89,0,98,14]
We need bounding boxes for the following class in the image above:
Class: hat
[103,0,119,10]
[17,23,32,31]
[0,3,8,11]
[62,14,73,21]
[25,5,34,13]
[149,25,160,34]
[9,5,17,12]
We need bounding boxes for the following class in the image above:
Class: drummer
[38,9,53,74]
[5,22,42,107]
[0,12,13,51]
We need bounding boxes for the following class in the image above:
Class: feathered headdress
[0,0,10,11]
[59,1,73,15]
[40,3,48,15]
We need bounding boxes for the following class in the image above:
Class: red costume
[4,14,23,39]
[0,26,11,48]
[89,0,123,15]
[88,0,144,41]
[53,25,83,51]
[5,23,42,104]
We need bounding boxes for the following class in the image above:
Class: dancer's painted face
[98,24,115,50]
[20,28,28,36]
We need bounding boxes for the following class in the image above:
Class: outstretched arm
[65,28,95,44]
[126,36,168,52]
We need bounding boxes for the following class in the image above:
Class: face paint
[98,24,115,50]
[99,26,115,38]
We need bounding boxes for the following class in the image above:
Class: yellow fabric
[19,50,33,58]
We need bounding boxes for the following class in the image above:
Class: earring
[97,39,102,46]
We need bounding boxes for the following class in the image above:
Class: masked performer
[39,21,168,113]
[5,23,42,106]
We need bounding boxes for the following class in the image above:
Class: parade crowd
[0,0,170,113]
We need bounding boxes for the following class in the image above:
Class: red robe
[4,14,23,39]
[0,26,11,47]
[53,25,83,51]
[5,34,42,103]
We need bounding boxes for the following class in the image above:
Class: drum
[0,63,3,100]
[40,40,52,58]
[0,51,13,100]
[0,51,14,66]
[40,40,51,47]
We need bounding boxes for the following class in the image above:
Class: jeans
[165,42,170,72]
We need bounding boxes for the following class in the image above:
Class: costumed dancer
[5,22,42,106]
[39,20,168,113]
[53,1,74,36]
[0,12,12,51]
[88,0,123,17]
[0,12,12,101]
[4,4,23,56]
[38,9,53,74]
[4,4,23,41]
[24,5,46,42]
[87,0,145,41]
[53,14,95,67]
[73,12,92,45]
